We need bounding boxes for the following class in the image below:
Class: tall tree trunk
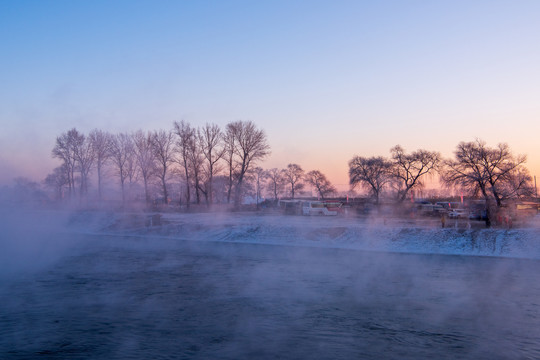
[194,172,201,204]
[121,180,126,206]
[143,176,149,205]
[227,165,233,204]
[207,178,213,206]
[97,163,102,201]
[234,175,244,208]
[161,176,168,204]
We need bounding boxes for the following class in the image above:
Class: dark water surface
[2,235,540,359]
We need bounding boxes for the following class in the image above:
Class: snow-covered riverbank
[66,211,540,260]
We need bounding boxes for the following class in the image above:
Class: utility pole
[535,175,538,200]
[535,175,538,214]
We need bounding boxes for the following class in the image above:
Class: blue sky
[1,1,539,189]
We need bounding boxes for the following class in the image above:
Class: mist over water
[2,230,540,359]
[0,206,76,279]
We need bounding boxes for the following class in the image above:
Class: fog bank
[0,206,75,278]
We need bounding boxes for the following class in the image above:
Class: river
[2,234,540,359]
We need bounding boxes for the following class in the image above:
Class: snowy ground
[66,210,540,260]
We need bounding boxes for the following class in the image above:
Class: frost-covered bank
[67,211,540,260]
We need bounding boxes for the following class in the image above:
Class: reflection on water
[2,235,540,359]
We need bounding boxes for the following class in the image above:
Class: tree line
[47,118,535,210]
[47,120,338,208]
[349,139,535,209]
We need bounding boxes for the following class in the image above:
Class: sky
[1,0,539,190]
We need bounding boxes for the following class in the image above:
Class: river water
[2,234,540,359]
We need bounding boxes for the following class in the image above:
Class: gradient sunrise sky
[1,1,539,190]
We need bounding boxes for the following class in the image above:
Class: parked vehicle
[416,203,445,216]
[448,209,469,218]
[302,201,340,216]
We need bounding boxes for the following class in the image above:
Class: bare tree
[266,168,284,202]
[173,120,196,208]
[89,129,112,201]
[198,123,225,205]
[253,167,267,208]
[282,163,305,199]
[12,177,46,204]
[44,165,69,201]
[499,166,534,200]
[223,125,237,204]
[52,129,78,199]
[125,144,139,199]
[109,133,134,205]
[210,175,229,204]
[151,129,175,204]
[305,170,336,200]
[390,145,440,202]
[226,120,270,207]
[441,140,529,207]
[188,131,204,205]
[132,130,156,205]
[68,129,95,198]
[349,156,392,205]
